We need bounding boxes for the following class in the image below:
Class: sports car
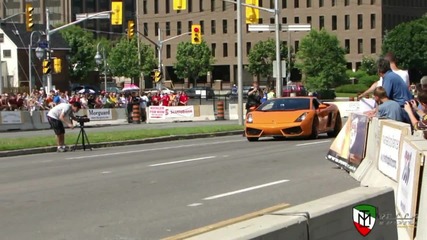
[245,97,342,141]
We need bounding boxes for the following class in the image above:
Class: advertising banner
[165,106,194,118]
[87,109,112,121]
[148,106,166,119]
[378,124,402,181]
[326,113,369,172]
[0,111,22,124]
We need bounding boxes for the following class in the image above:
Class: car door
[313,98,329,131]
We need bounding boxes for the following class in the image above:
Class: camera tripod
[71,123,92,151]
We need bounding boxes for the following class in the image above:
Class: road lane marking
[66,139,244,160]
[295,140,331,146]
[162,203,291,240]
[149,156,216,167]
[203,179,290,200]
[101,171,112,174]
[187,203,203,207]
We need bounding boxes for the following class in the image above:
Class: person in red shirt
[151,92,160,106]
[179,91,189,106]
[161,93,170,106]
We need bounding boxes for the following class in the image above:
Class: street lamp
[94,42,107,91]
[28,31,45,95]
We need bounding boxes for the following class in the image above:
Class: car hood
[249,110,311,124]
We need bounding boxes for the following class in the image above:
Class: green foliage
[246,39,288,78]
[174,41,215,84]
[335,84,368,93]
[358,75,378,87]
[296,29,347,91]
[139,44,157,76]
[108,37,155,79]
[382,16,427,73]
[360,56,378,75]
[58,25,96,82]
[317,89,336,100]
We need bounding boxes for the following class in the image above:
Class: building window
[358,14,363,29]
[332,15,337,30]
[345,39,350,53]
[259,0,264,7]
[270,18,274,24]
[319,0,324,7]
[371,0,375,4]
[345,0,349,6]
[294,40,299,52]
[200,0,203,11]
[371,38,376,53]
[247,42,252,55]
[358,39,363,54]
[282,0,287,8]
[370,14,376,29]
[222,1,227,11]
[357,0,362,5]
[212,43,216,57]
[211,0,215,11]
[176,22,182,35]
[282,17,287,24]
[294,0,299,8]
[143,0,147,14]
[307,0,312,7]
[188,0,193,12]
[223,19,228,33]
[223,43,228,57]
[345,15,350,30]
[319,16,324,29]
[235,42,238,57]
[270,0,274,8]
[200,20,204,34]
[155,22,159,36]
[294,17,299,23]
[211,20,216,34]
[332,0,336,6]
[154,0,159,14]
[307,16,312,24]
[234,19,237,33]
[166,22,171,36]
[188,21,192,32]
[3,50,11,58]
[143,23,148,36]
[166,45,171,58]
[166,0,170,13]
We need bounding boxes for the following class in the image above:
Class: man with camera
[47,102,82,152]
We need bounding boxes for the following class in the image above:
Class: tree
[296,29,347,91]
[174,41,215,85]
[59,25,96,82]
[246,39,288,84]
[382,16,427,77]
[360,55,377,76]
[108,37,155,79]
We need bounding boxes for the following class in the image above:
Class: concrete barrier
[184,187,397,240]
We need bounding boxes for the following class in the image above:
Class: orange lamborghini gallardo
[244,97,342,142]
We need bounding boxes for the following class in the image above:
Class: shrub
[358,75,379,87]
[317,89,336,100]
[335,84,368,93]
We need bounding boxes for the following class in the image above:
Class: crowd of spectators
[0,88,189,112]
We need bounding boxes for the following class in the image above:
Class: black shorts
[47,116,65,135]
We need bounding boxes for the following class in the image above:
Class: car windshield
[257,98,311,111]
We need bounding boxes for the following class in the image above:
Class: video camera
[75,115,90,126]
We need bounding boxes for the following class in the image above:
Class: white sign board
[1,111,22,124]
[165,106,194,118]
[88,109,112,121]
[149,106,166,119]
[397,141,418,217]
[378,125,402,181]
[272,60,287,79]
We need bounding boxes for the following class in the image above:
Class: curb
[0,130,244,158]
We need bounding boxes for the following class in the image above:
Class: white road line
[66,139,244,160]
[101,171,112,174]
[295,140,331,147]
[203,179,290,201]
[149,156,216,167]
[187,203,203,207]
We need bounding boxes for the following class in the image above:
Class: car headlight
[295,112,307,122]
[247,114,253,123]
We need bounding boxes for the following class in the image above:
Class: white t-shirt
[377,77,383,87]
[47,103,74,120]
[393,69,410,87]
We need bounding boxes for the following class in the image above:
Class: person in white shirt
[47,102,81,152]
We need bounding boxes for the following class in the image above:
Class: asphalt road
[0,135,358,240]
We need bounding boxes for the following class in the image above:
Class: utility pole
[274,0,282,98]
[135,0,143,90]
[157,27,162,91]
[236,0,244,125]
[46,8,52,92]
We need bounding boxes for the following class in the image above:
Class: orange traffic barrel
[216,101,225,120]
[132,104,141,124]
[350,97,355,101]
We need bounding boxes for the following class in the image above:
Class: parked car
[184,87,215,99]
[282,84,307,97]
[144,87,174,95]
[72,85,101,95]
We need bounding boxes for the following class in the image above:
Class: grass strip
[0,125,243,151]
[335,92,358,97]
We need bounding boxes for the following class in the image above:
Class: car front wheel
[247,137,259,142]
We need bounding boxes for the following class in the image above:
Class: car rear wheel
[327,113,342,137]
[247,137,259,142]
[310,118,319,139]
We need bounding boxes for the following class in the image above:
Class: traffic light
[245,0,259,24]
[154,69,162,82]
[173,0,187,10]
[111,1,123,25]
[25,3,34,32]
[191,24,202,45]
[53,58,62,73]
[127,20,135,39]
[42,60,51,74]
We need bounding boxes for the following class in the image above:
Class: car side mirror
[319,104,328,109]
